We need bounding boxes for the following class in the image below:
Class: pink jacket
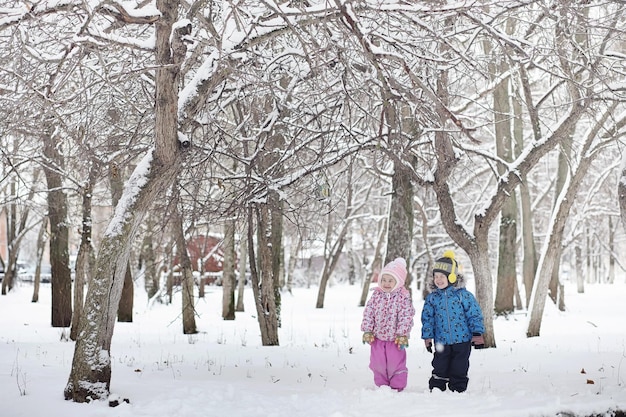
[361,287,415,341]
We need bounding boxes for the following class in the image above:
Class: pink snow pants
[369,339,408,391]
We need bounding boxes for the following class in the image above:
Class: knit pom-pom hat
[380,257,407,291]
[433,250,459,284]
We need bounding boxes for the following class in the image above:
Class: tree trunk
[140,219,159,300]
[385,160,414,283]
[70,165,96,340]
[249,205,280,346]
[608,217,615,284]
[31,217,49,303]
[2,176,18,294]
[171,189,197,335]
[1,179,16,294]
[548,145,570,305]
[43,128,72,328]
[64,0,185,400]
[285,234,301,294]
[110,162,134,323]
[575,245,584,293]
[619,155,626,236]
[515,37,539,310]
[118,268,134,322]
[495,196,517,315]
[491,23,517,316]
[466,243,496,348]
[236,232,247,312]
[270,191,283,326]
[359,218,386,307]
[222,219,236,320]
[520,177,537,308]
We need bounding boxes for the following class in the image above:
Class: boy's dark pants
[429,341,472,392]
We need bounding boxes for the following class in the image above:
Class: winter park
[1,0,626,416]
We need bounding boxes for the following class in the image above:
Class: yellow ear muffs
[448,259,457,284]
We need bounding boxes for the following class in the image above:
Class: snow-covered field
[1,278,625,417]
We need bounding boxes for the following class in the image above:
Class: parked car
[19,264,52,283]
[0,262,28,282]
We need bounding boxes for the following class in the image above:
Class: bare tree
[527,104,620,337]
[64,0,188,400]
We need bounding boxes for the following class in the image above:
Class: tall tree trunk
[490,20,517,316]
[172,186,197,335]
[575,245,584,293]
[31,217,49,303]
[118,268,134,323]
[619,155,626,236]
[236,232,247,312]
[346,236,356,286]
[110,162,134,322]
[43,127,72,328]
[222,219,236,320]
[140,221,159,300]
[249,205,280,346]
[1,177,17,294]
[70,163,97,340]
[493,72,516,315]
[64,0,186,400]
[285,234,301,294]
[548,143,570,306]
[270,191,283,326]
[385,160,414,284]
[465,241,496,348]
[517,47,540,310]
[359,218,386,307]
[520,177,537,308]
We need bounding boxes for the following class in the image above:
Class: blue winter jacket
[421,282,485,345]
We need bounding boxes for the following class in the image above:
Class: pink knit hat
[379,257,407,291]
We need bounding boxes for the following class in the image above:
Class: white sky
[1,276,625,417]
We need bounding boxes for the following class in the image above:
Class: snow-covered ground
[1,277,625,417]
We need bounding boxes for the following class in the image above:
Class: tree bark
[110,162,134,322]
[140,220,159,300]
[548,144,571,306]
[385,160,414,282]
[31,217,49,303]
[236,232,247,312]
[249,205,280,346]
[575,245,584,293]
[222,219,236,320]
[43,128,72,328]
[493,71,516,315]
[171,187,197,335]
[359,218,386,307]
[70,163,96,340]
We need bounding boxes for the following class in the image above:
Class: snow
[1,278,625,417]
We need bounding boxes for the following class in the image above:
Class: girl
[361,257,415,391]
